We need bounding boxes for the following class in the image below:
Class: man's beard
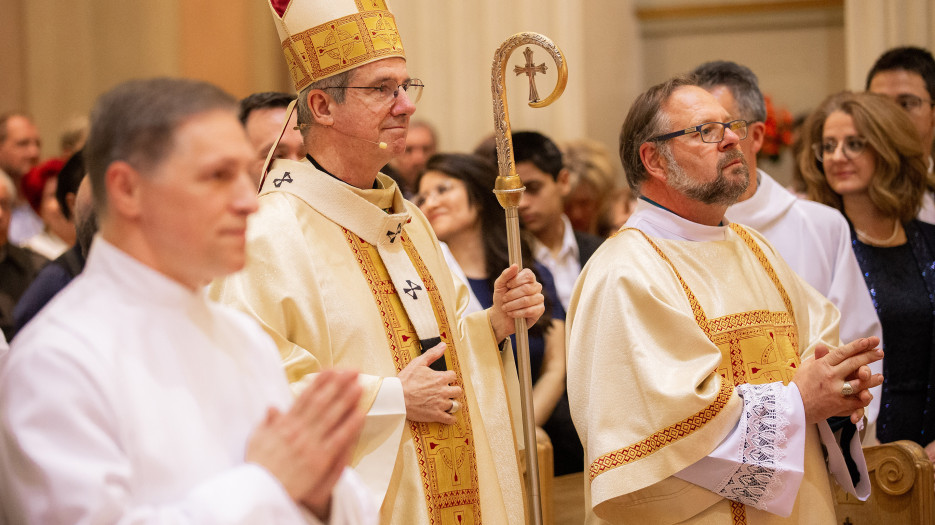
[662,147,750,206]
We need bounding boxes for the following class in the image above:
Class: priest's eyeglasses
[812,136,868,162]
[325,78,424,104]
[648,120,748,144]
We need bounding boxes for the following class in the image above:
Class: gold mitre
[266,0,406,92]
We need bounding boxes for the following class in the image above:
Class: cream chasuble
[211,158,525,524]
[568,201,868,525]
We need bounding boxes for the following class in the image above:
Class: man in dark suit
[510,131,604,313]
[503,130,605,476]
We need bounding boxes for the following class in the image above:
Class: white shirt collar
[532,214,579,262]
[625,198,731,242]
[86,234,207,308]
[725,169,795,229]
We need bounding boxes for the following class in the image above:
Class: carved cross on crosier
[513,47,548,103]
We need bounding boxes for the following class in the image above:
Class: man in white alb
[692,60,884,425]
[0,77,376,524]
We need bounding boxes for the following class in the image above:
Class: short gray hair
[691,60,767,123]
[619,76,695,193]
[296,70,352,135]
[85,77,237,214]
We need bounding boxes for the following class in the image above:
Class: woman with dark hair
[800,91,935,458]
[415,153,582,475]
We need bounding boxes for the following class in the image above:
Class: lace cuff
[712,382,789,510]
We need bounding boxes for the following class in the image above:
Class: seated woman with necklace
[415,153,583,475]
[800,91,935,459]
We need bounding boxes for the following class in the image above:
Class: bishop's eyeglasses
[324,78,424,105]
[648,120,748,144]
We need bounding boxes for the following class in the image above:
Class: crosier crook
[490,32,568,525]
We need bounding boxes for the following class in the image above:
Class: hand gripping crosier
[490,32,567,525]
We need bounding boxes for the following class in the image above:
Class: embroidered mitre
[266,0,406,91]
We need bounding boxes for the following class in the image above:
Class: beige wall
[1,0,931,175]
[392,0,642,156]
[2,0,290,159]
[0,0,27,116]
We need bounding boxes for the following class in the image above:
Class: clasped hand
[792,337,884,425]
[245,369,364,521]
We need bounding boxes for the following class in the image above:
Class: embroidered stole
[345,230,482,524]
[260,160,440,343]
[635,224,801,525]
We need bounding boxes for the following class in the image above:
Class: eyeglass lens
[699,120,747,143]
[414,180,452,207]
[893,94,934,112]
[385,79,423,103]
[814,137,866,161]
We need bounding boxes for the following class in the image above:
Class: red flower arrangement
[759,95,794,162]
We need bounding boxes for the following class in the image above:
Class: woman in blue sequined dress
[800,91,935,458]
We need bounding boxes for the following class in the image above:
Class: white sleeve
[674,382,806,517]
[352,376,407,508]
[0,347,312,525]
[818,418,871,501]
[323,468,380,525]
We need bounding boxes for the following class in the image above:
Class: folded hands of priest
[792,336,884,425]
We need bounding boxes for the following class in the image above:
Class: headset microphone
[332,126,388,149]
[352,135,388,149]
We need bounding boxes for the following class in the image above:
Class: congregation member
[239,91,305,186]
[562,138,626,238]
[0,170,46,342]
[58,115,88,159]
[799,90,935,460]
[693,61,884,424]
[866,46,935,222]
[13,149,97,334]
[388,120,437,197]
[0,77,375,524]
[0,113,43,244]
[19,158,75,259]
[568,76,881,524]
[478,131,596,474]
[211,1,543,523]
[494,131,604,312]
